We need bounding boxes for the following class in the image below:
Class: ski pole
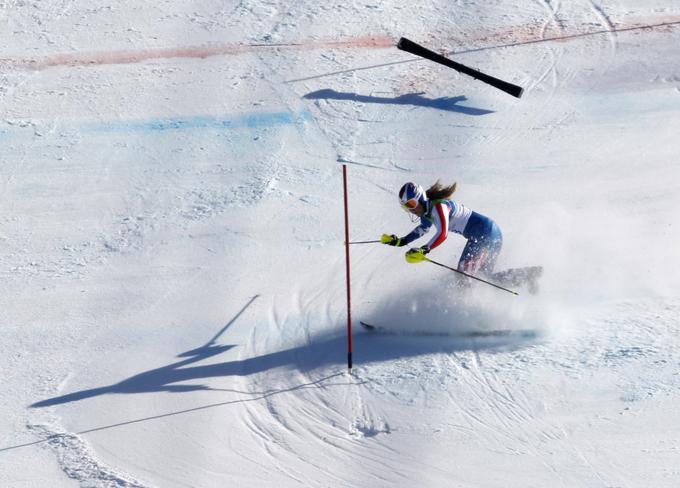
[346,239,381,245]
[416,255,519,295]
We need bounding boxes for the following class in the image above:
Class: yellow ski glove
[381,233,402,246]
[405,247,429,263]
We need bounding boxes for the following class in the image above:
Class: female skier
[381,181,503,278]
[381,181,544,295]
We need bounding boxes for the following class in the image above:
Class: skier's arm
[400,220,432,246]
[425,202,449,250]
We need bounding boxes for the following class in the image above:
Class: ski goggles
[401,198,419,210]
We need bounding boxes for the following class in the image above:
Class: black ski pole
[422,256,519,295]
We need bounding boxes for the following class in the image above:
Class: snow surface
[2,1,680,487]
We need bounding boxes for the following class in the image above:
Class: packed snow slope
[2,1,680,487]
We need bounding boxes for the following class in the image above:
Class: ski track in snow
[587,0,618,49]
[26,422,149,488]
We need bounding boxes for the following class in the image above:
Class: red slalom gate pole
[342,165,352,371]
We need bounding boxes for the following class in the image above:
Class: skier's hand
[405,246,429,263]
[381,233,402,246]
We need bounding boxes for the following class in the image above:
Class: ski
[492,266,543,295]
[360,321,538,339]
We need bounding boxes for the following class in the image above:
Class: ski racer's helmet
[399,182,427,211]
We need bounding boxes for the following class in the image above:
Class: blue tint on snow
[89,109,313,133]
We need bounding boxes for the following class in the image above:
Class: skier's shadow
[303,89,494,115]
[29,288,540,409]
[30,324,537,409]
[30,295,260,408]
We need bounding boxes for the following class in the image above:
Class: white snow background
[1,1,680,487]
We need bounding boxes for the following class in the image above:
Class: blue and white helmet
[399,182,427,211]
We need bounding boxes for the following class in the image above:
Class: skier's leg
[458,222,502,277]
[458,237,481,276]
[478,222,503,276]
